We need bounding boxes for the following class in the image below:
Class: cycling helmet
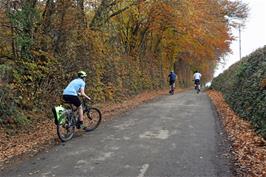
[78,70,87,78]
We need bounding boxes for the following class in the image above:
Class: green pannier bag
[52,105,66,125]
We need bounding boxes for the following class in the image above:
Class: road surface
[1,91,234,177]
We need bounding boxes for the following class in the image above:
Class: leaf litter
[208,90,266,177]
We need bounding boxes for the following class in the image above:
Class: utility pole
[239,24,242,60]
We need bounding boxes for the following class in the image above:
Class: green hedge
[211,46,266,138]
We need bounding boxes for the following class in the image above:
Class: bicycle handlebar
[81,97,94,104]
[77,92,93,103]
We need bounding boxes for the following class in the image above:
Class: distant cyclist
[63,71,91,129]
[168,71,176,94]
[193,70,202,91]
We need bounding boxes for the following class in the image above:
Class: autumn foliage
[0,0,247,128]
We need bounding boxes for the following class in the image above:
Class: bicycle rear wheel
[171,86,174,95]
[57,115,75,142]
[197,88,200,94]
[83,107,102,132]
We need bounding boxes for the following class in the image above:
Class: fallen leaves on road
[208,90,266,177]
[0,89,169,167]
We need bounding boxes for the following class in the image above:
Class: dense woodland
[0,0,247,128]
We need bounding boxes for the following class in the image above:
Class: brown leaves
[0,119,57,167]
[208,90,266,177]
[260,78,266,90]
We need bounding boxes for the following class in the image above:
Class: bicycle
[193,79,201,94]
[169,84,175,95]
[195,84,200,94]
[195,83,200,94]
[54,98,102,142]
[168,80,176,95]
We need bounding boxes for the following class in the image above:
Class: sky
[214,0,266,77]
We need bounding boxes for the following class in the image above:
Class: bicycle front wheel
[83,107,102,132]
[57,116,75,142]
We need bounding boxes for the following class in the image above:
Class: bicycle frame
[57,97,101,142]
[195,83,200,93]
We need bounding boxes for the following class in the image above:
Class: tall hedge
[211,46,266,138]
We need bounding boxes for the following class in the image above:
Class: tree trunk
[89,0,116,30]
[42,0,55,35]
[90,0,140,30]
[76,0,86,29]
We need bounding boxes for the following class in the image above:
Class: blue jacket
[168,72,176,81]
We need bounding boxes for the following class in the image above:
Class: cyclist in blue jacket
[168,71,176,94]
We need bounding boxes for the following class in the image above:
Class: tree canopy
[0,0,248,126]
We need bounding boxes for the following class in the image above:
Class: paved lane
[1,91,233,177]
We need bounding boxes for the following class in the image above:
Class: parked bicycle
[53,98,102,142]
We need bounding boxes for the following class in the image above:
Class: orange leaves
[149,1,176,32]
[98,0,248,82]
